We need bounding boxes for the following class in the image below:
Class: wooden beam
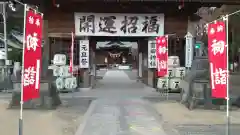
[46,1,202,16]
[61,0,240,4]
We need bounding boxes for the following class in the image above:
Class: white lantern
[64,77,76,89]
[157,77,168,89]
[168,56,180,67]
[53,66,60,76]
[64,66,71,77]
[175,67,186,78]
[53,54,66,66]
[58,66,65,77]
[169,78,181,90]
[64,78,70,89]
[71,77,77,89]
[167,67,176,78]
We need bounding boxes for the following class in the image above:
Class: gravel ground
[152,101,240,125]
[152,101,240,135]
[0,98,90,135]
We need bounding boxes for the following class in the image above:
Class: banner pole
[71,32,74,94]
[72,32,74,77]
[19,4,27,135]
[3,2,7,64]
[166,35,169,100]
[224,15,230,135]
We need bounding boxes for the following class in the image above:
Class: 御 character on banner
[26,32,39,51]
[211,39,226,55]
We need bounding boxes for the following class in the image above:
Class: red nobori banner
[156,36,168,77]
[208,21,228,98]
[69,32,74,74]
[22,8,43,101]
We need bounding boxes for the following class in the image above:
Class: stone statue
[180,56,209,104]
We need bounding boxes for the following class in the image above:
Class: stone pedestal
[9,70,61,109]
[80,69,91,91]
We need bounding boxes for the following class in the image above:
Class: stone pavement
[75,98,167,135]
[75,70,168,135]
[72,70,179,100]
[75,70,240,135]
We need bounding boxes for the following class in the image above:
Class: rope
[205,8,240,26]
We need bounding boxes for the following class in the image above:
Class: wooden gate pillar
[41,20,49,77]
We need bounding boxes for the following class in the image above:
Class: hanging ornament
[52,0,60,8]
[108,52,122,58]
[178,0,184,9]
[8,1,16,11]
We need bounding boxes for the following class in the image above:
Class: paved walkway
[75,70,167,135]
[75,98,167,135]
[73,70,179,100]
[97,70,143,90]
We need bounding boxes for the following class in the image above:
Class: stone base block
[9,81,61,109]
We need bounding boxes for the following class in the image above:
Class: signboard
[185,32,194,68]
[74,13,164,36]
[148,40,157,68]
[22,9,43,101]
[156,36,168,77]
[208,21,227,98]
[79,40,89,68]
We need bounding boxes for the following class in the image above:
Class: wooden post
[41,20,49,77]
